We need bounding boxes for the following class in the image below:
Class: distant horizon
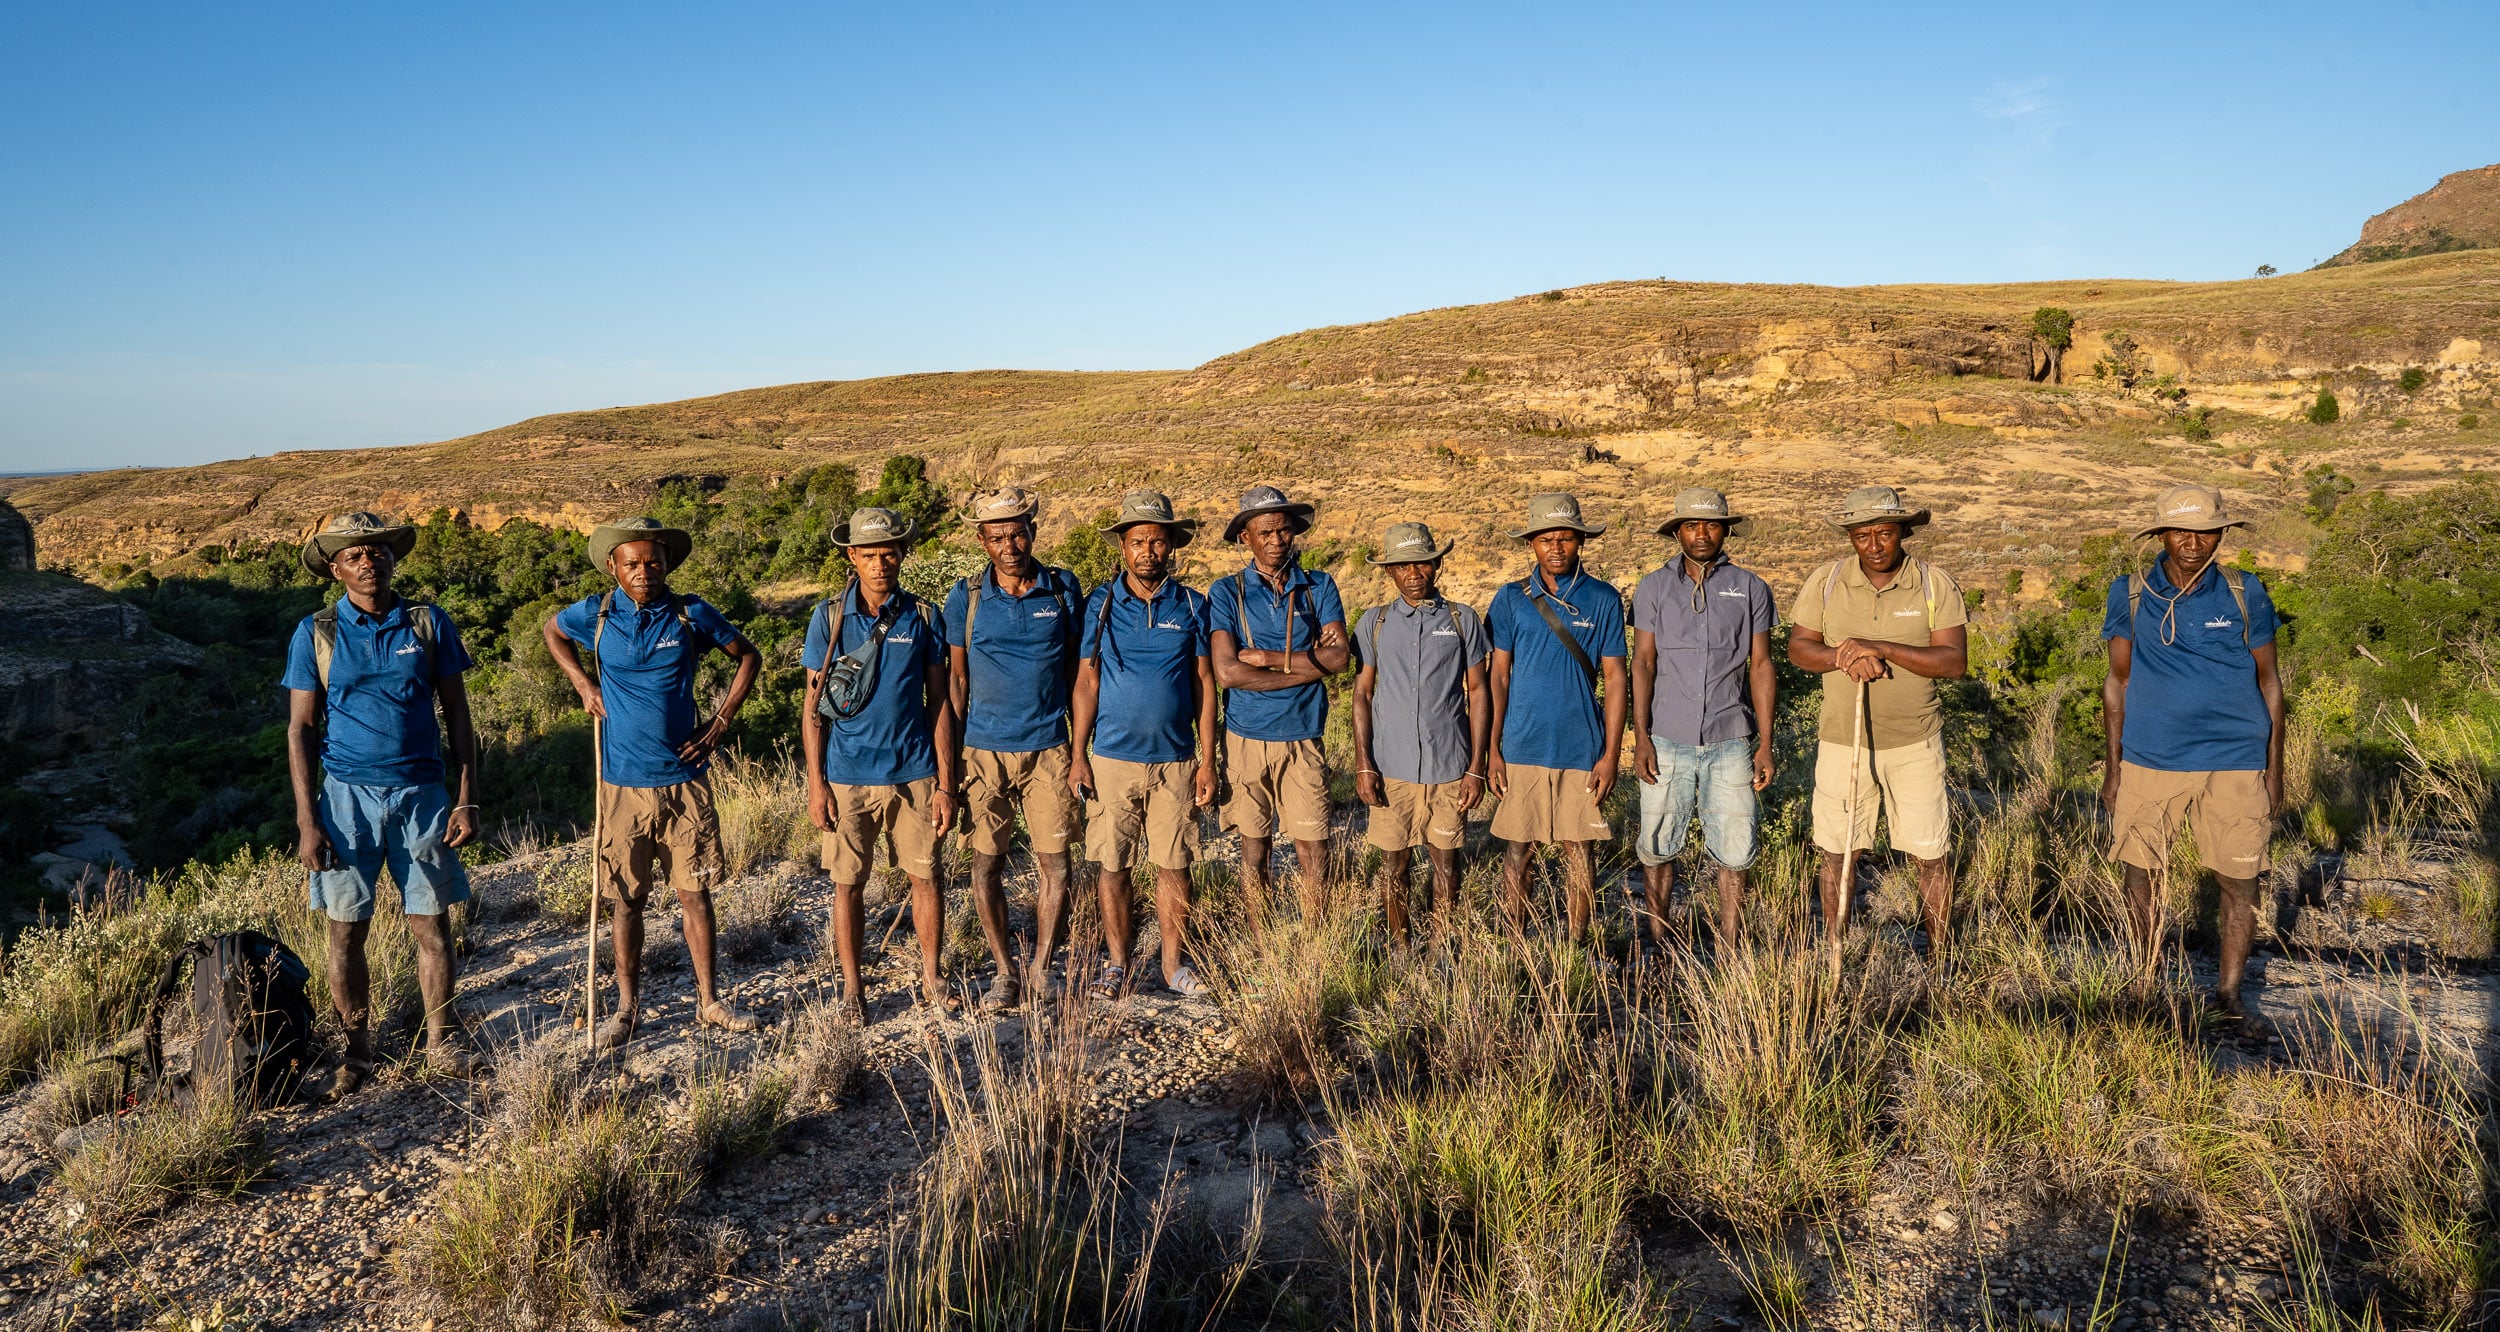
[6,1,2497,471]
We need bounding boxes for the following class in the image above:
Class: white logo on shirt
[1431,628,1458,637]
[658,638,682,648]
[1571,619,1595,629]
[2204,617,2234,629]
[1892,610,1921,618]
[395,645,421,656]
[1032,608,1060,618]
[890,635,916,645]
[1157,620,1187,630]
[1715,588,1748,599]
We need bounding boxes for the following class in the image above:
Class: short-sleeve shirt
[553,590,744,789]
[802,587,947,787]
[943,566,1083,754]
[280,598,476,789]
[1208,563,1347,743]
[1487,568,1628,773]
[1082,576,1211,765]
[1789,555,1968,751]
[2102,563,2278,772]
[1630,555,1777,747]
[1353,596,1488,786]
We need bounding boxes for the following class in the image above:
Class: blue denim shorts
[1634,737,1758,870]
[308,776,473,922]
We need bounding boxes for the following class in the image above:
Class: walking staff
[1787,486,1969,953]
[282,512,482,1094]
[2100,485,2284,1034]
[544,517,763,1048]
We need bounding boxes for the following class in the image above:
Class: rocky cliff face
[0,501,34,573]
[2322,162,2500,266]
[0,570,203,757]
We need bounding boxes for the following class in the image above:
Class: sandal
[1163,964,1208,999]
[321,1056,373,1103]
[1088,964,1127,1001]
[696,1001,760,1033]
[593,1014,638,1051]
[980,970,1022,1012]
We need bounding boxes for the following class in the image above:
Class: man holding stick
[2101,485,2283,1032]
[545,517,762,1048]
[1787,486,1968,951]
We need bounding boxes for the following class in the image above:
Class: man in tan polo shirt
[1787,486,1968,950]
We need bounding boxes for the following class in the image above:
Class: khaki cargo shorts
[1490,763,1614,845]
[963,744,1079,856]
[2113,763,2271,878]
[1811,734,1949,860]
[596,777,724,907]
[1224,735,1331,842]
[823,777,942,885]
[1086,756,1202,873]
[1366,777,1471,852]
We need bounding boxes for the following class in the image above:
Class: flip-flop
[1088,964,1127,1001]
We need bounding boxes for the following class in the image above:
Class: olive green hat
[1368,521,1455,565]
[831,506,917,549]
[300,511,416,579]
[2134,484,2250,539]
[1830,485,1931,532]
[1105,489,1199,548]
[1224,484,1317,544]
[588,516,694,569]
[964,485,1042,525]
[1655,487,1753,537]
[1507,492,1606,539]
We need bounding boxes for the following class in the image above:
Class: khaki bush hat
[831,506,916,549]
[1223,484,1317,543]
[2135,484,2250,539]
[1655,487,1753,537]
[301,511,416,579]
[1368,521,1454,565]
[964,486,1041,525]
[588,516,694,569]
[1106,489,1198,548]
[1831,485,1931,532]
[1507,492,1606,539]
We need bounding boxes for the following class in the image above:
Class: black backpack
[136,932,318,1109]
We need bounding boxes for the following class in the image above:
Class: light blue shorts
[308,776,473,923]
[1634,737,1758,870]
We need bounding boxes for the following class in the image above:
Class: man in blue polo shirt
[2101,485,2284,1032]
[545,517,763,1049]
[1629,488,1777,950]
[1487,493,1628,942]
[284,512,480,1095]
[805,505,959,1020]
[1066,490,1218,998]
[943,486,1081,1012]
[1208,485,1349,919]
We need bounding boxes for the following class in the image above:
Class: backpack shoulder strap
[2126,571,2146,634]
[590,592,609,665]
[954,575,977,649]
[1230,573,1252,650]
[312,603,340,692]
[139,939,210,1083]
[1090,582,1119,662]
[405,600,439,678]
[2221,568,2251,648]
[1916,559,1940,629]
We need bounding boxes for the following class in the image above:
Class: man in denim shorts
[283,512,481,1094]
[1629,489,1777,949]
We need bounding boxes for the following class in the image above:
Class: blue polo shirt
[943,566,1083,754]
[1488,568,1628,772]
[281,597,476,789]
[1082,576,1211,765]
[553,590,744,789]
[2102,564,2278,772]
[803,587,947,787]
[1208,563,1346,742]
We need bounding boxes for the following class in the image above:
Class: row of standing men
[282,478,2285,1091]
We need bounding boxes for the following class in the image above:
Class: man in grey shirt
[1629,488,1777,950]
[1350,522,1491,944]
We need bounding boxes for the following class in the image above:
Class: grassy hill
[10,251,2498,602]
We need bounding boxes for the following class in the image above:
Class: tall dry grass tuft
[782,993,868,1110]
[56,1087,265,1247]
[1205,903,1388,1103]
[880,1008,1266,1330]
[713,746,814,878]
[400,1037,701,1329]
[684,1052,795,1180]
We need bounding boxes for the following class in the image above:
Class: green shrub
[1042,508,1122,591]
[2398,366,2428,394]
[2459,413,2481,431]
[2307,385,2341,425]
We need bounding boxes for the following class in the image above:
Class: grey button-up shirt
[1353,596,1489,785]
[1629,554,1776,747]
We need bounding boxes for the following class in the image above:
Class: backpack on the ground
[134,931,318,1109]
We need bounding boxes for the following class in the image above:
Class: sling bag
[811,584,933,722]
[1523,578,1600,685]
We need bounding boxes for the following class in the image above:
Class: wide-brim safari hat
[1655,487,1753,538]
[1223,484,1316,543]
[300,511,416,579]
[2134,484,2250,539]
[1368,521,1455,565]
[1831,485,1931,532]
[1105,489,1198,549]
[1507,492,1606,539]
[964,485,1042,526]
[831,506,917,549]
[588,516,694,569]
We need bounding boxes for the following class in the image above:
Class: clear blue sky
[4,2,2494,471]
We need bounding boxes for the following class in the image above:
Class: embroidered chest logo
[657,638,682,649]
[394,645,421,656]
[2204,617,2234,629]
[1031,608,1060,619]
[1570,618,1596,630]
[1430,628,1459,637]
[1714,588,1748,600]
[1891,610,1921,618]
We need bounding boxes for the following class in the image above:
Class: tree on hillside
[863,455,954,548]
[2255,264,2278,277]
[2029,307,2075,383]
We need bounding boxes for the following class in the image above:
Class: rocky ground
[1,834,2492,1331]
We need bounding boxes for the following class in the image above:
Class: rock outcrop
[2321,162,2500,266]
[0,570,202,757]
[0,500,33,573]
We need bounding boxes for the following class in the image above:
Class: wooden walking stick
[1829,675,1870,979]
[585,714,602,1052]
